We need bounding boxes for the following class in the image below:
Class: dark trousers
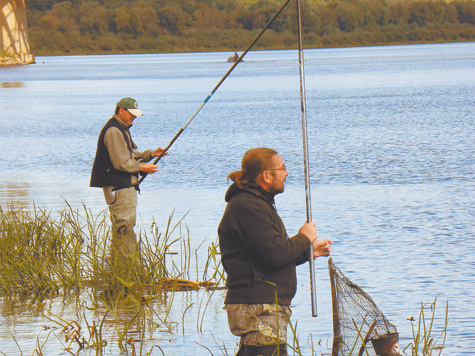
[236,342,288,356]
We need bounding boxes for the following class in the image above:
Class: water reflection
[1,81,24,88]
[0,288,185,355]
[0,181,29,208]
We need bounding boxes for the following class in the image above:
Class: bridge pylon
[1,0,35,65]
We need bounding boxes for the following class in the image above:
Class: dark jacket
[218,182,310,306]
[90,117,138,188]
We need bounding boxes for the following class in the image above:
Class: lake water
[0,42,474,355]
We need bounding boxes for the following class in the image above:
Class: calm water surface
[0,43,474,355]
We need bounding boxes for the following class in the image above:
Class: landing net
[329,258,399,356]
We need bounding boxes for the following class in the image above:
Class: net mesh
[329,257,398,356]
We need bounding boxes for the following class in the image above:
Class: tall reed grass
[0,204,220,298]
[0,203,224,355]
[404,296,448,356]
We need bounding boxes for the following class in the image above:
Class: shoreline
[27,39,475,58]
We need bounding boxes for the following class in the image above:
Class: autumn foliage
[25,0,475,55]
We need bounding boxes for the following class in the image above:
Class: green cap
[116,97,143,116]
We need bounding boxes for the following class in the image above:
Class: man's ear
[261,170,273,184]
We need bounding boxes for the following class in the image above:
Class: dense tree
[334,1,365,32]
[236,8,265,30]
[157,6,186,35]
[78,4,110,37]
[452,0,475,24]
[358,0,390,28]
[193,7,227,29]
[132,2,160,35]
[27,0,57,11]
[24,0,475,55]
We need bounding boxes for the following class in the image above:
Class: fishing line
[138,0,293,186]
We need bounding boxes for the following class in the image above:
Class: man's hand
[140,163,159,174]
[312,238,332,258]
[299,221,317,242]
[299,221,332,258]
[151,147,168,158]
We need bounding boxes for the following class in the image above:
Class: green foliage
[24,0,475,55]
[0,204,224,354]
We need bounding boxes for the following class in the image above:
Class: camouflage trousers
[224,303,291,352]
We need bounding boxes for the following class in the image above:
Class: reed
[0,203,226,354]
[0,204,218,299]
[0,204,76,296]
[404,296,448,356]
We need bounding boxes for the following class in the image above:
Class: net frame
[329,258,398,356]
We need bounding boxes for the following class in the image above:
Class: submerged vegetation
[26,0,475,56]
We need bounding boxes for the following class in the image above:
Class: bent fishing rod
[296,0,318,317]
[138,0,293,186]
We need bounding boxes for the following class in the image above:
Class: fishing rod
[296,0,318,317]
[138,0,293,186]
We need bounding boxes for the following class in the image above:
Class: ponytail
[228,147,278,188]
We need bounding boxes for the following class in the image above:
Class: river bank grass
[0,204,447,355]
[0,204,220,298]
[0,203,225,354]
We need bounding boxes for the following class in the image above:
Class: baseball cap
[116,97,143,116]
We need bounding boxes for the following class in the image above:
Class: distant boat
[227,52,242,62]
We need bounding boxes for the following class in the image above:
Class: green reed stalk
[405,296,448,356]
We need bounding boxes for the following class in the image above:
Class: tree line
[25,0,475,55]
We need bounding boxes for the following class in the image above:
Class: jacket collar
[225,181,275,207]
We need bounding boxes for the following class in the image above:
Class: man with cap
[90,97,167,283]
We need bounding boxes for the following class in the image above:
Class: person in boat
[90,97,167,282]
[218,147,332,356]
[228,52,241,62]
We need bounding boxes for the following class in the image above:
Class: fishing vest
[90,117,138,188]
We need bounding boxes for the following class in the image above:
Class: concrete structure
[1,0,34,65]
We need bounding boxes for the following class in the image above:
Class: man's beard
[268,184,284,196]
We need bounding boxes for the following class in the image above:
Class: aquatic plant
[404,296,448,356]
[0,204,219,298]
[0,204,81,296]
[0,203,224,354]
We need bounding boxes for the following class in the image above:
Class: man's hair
[228,147,278,188]
[115,106,121,115]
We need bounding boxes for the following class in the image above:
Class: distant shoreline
[26,39,474,58]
